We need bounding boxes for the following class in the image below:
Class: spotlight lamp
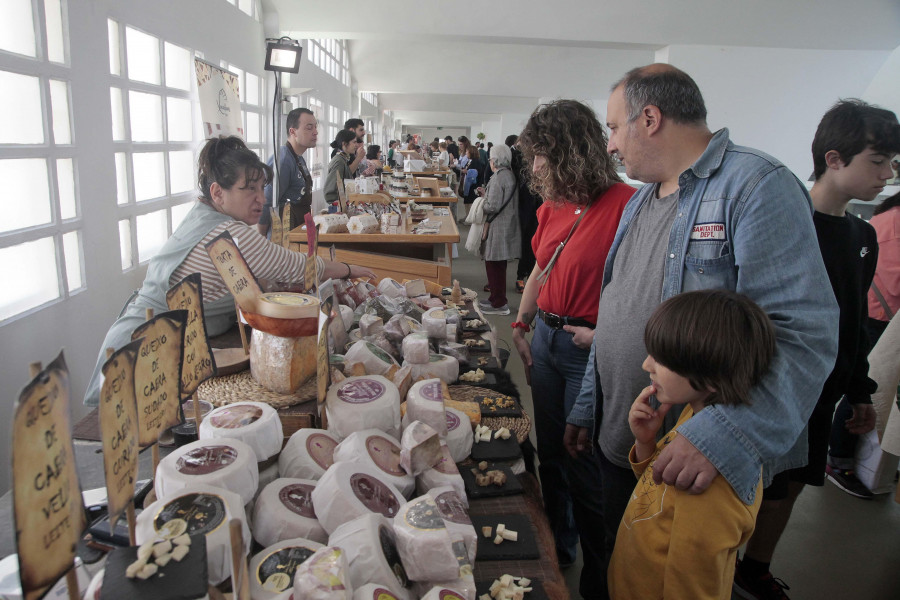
[265,37,302,73]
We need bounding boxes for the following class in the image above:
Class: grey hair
[489,143,512,168]
[611,64,707,125]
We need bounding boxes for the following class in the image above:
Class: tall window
[0,0,82,323]
[221,62,266,159]
[307,96,325,191]
[308,39,350,86]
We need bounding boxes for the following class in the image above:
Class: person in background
[477,143,520,315]
[464,144,485,205]
[507,133,543,293]
[484,142,496,185]
[360,144,382,176]
[438,141,450,168]
[479,142,489,164]
[330,118,366,176]
[387,140,398,168]
[84,136,375,406]
[512,100,633,598]
[260,107,316,235]
[324,130,361,206]
[867,190,900,342]
[445,135,460,162]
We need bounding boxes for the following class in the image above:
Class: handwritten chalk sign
[99,340,141,531]
[13,352,85,600]
[131,310,187,447]
[166,274,217,396]
[304,212,318,295]
[270,207,284,248]
[281,202,292,249]
[205,230,262,313]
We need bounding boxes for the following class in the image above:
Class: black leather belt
[537,308,595,330]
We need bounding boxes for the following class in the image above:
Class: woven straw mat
[448,384,531,443]
[197,370,317,409]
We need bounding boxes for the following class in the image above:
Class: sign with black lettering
[281,203,292,249]
[270,206,284,248]
[204,230,262,313]
[131,310,187,447]
[166,274,217,396]
[13,352,85,600]
[304,212,318,295]
[99,340,141,531]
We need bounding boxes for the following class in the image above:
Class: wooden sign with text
[205,230,262,313]
[13,352,85,600]
[99,340,141,531]
[316,292,333,405]
[131,310,187,447]
[336,172,348,214]
[304,212,318,295]
[166,274,217,397]
[281,202,292,248]
[270,207,284,248]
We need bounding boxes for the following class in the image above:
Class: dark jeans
[484,260,508,307]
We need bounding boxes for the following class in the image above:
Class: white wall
[863,45,900,116]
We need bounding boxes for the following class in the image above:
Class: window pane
[136,209,168,262]
[246,111,260,143]
[129,90,163,142]
[125,26,160,85]
[164,42,191,91]
[238,0,252,16]
[57,158,76,219]
[49,79,71,144]
[0,0,37,57]
[0,159,51,233]
[0,71,44,144]
[62,231,82,291]
[0,237,59,321]
[118,218,133,269]
[108,19,121,75]
[168,150,193,194]
[110,87,126,140]
[132,152,165,201]
[246,72,259,105]
[166,96,193,142]
[228,65,245,102]
[44,0,65,63]
[115,152,128,205]
[171,201,193,230]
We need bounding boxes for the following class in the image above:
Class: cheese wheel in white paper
[292,546,353,600]
[326,376,402,440]
[427,487,476,564]
[353,584,409,600]
[249,537,324,599]
[377,277,406,299]
[422,308,447,339]
[327,513,410,598]
[344,340,399,376]
[332,430,415,498]
[406,379,447,436]
[84,568,104,600]
[136,483,251,586]
[415,577,475,600]
[311,462,405,534]
[253,478,328,547]
[199,401,284,462]
[279,428,340,480]
[338,305,355,331]
[403,354,459,385]
[392,496,459,582]
[399,420,442,476]
[400,333,430,365]
[347,328,363,346]
[415,444,466,501]
[444,407,473,463]
[155,437,259,505]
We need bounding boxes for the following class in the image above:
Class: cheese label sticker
[306,433,338,470]
[440,591,464,600]
[209,404,262,429]
[337,379,386,404]
[257,546,317,591]
[365,342,394,365]
[374,591,399,600]
[154,492,227,537]
[403,498,445,530]
[434,446,459,475]
[366,435,405,476]
[421,381,443,402]
[445,410,460,432]
[690,222,726,240]
[349,473,400,517]
[434,490,470,525]
[176,445,238,475]
[377,525,408,587]
[278,482,317,518]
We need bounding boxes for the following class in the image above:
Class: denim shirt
[567,128,839,504]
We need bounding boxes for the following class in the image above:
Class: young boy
[735,100,900,600]
[608,289,777,600]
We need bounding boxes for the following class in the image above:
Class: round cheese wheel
[249,537,324,599]
[279,428,340,480]
[401,333,430,364]
[415,444,466,501]
[326,376,402,440]
[327,513,410,597]
[199,402,284,462]
[406,379,447,436]
[155,438,259,505]
[392,496,459,582]
[423,308,447,339]
[252,478,328,547]
[444,407,473,463]
[255,293,319,319]
[136,483,251,586]
[292,546,352,599]
[415,579,474,600]
[332,430,415,498]
[311,462,405,534]
[353,584,409,600]
[344,340,399,376]
[403,354,459,385]
[427,487,475,564]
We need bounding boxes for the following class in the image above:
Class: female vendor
[84,136,375,405]
[324,129,361,205]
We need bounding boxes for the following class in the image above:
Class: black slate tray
[476,394,523,418]
[470,513,539,561]
[462,339,492,354]
[460,463,523,498]
[465,355,500,371]
[470,432,522,462]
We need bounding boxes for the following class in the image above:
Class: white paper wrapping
[253,478,328,547]
[359,314,384,338]
[401,334,430,365]
[199,402,283,462]
[406,379,448,436]
[377,278,406,299]
[427,487,475,564]
[292,546,353,600]
[352,583,408,600]
[422,308,447,339]
[333,430,415,498]
[156,437,259,505]
[348,214,379,234]
[327,513,410,597]
[311,462,405,534]
[326,376,402,440]
[400,421,442,476]
[392,496,458,582]
[84,568,104,600]
[415,444,466,501]
[279,428,340,480]
[415,578,474,600]
[339,305,355,331]
[344,341,399,376]
[250,537,324,599]
[403,355,459,384]
[444,407,473,463]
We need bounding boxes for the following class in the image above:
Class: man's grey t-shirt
[594,188,678,469]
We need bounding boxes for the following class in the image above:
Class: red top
[532,182,635,322]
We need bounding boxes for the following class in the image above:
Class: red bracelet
[510,322,531,333]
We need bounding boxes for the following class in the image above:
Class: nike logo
[861,247,870,257]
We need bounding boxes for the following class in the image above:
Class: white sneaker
[481,304,510,316]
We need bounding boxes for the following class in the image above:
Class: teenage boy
[261,107,317,234]
[609,289,776,600]
[735,99,900,599]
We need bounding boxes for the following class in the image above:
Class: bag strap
[536,204,591,285]
[485,177,515,224]
[871,280,894,319]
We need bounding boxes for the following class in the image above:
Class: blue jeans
[531,319,608,599]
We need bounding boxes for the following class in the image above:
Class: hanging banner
[195,58,243,139]
[166,273,218,396]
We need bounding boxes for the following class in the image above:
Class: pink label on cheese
[305,433,338,470]
[278,483,317,518]
[439,592,464,600]
[366,435,405,476]
[176,445,237,475]
[209,404,262,429]
[350,473,400,517]
[337,379,386,404]
[434,490,470,525]
[434,446,458,475]
[421,381,443,402]
[445,410,460,431]
[373,590,398,600]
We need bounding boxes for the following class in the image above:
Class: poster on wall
[195,58,243,139]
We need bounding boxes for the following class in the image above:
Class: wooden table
[289,209,460,286]
[389,191,457,204]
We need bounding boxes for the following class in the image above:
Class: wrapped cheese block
[367,333,400,362]
[326,376,402,440]
[327,514,410,597]
[352,584,408,600]
[344,340,398,376]
[403,354,459,385]
[156,438,259,505]
[136,484,250,586]
[314,213,350,234]
[358,314,384,338]
[401,333,430,365]
[347,214,379,234]
[250,537,324,599]
[377,278,406,299]
[383,314,412,343]
[399,421,442,476]
[279,429,340,480]
[414,576,474,600]
[333,430,415,498]
[311,462,405,533]
[392,364,413,402]
[422,308,447,339]
[199,401,283,462]
[253,478,328,546]
[403,279,427,298]
[392,496,459,582]
[406,379,448,436]
[427,487,476,564]
[415,444,465,501]
[445,323,458,342]
[338,305,355,331]
[292,546,353,600]
[444,408,473,463]
[251,328,317,394]
[346,329,363,347]
[437,341,470,364]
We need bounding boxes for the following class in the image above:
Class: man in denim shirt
[561,64,839,597]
